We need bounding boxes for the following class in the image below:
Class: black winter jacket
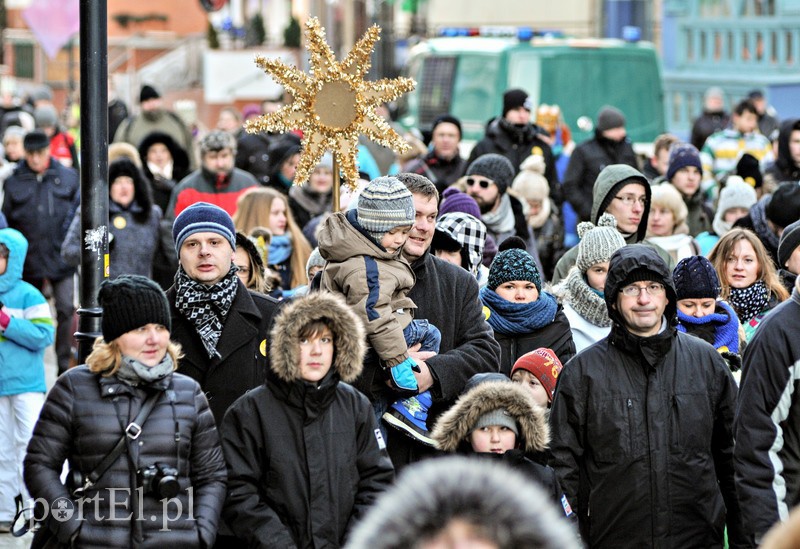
[562,132,638,221]
[550,245,746,548]
[221,292,394,548]
[24,366,227,549]
[2,158,79,281]
[168,280,281,427]
[734,289,800,544]
[493,305,575,376]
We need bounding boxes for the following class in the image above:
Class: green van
[397,35,666,150]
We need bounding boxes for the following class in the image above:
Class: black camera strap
[76,390,163,497]
[12,390,162,537]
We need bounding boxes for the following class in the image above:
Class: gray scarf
[481,193,515,236]
[563,267,613,327]
[117,354,174,386]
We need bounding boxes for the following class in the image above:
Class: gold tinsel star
[246,17,416,190]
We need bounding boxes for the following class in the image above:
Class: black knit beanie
[621,267,666,289]
[779,218,800,269]
[98,275,172,342]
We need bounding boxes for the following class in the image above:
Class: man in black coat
[3,129,79,374]
[358,173,500,469]
[550,244,745,548]
[561,106,638,222]
[167,201,280,427]
[467,88,559,203]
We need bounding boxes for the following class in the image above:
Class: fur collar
[431,381,549,453]
[269,292,366,383]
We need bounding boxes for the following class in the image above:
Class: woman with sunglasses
[479,238,575,375]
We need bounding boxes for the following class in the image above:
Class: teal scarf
[479,288,559,336]
[269,234,292,265]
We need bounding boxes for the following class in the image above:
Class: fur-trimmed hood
[269,292,366,383]
[431,380,549,453]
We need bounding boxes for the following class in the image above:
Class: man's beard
[475,195,497,214]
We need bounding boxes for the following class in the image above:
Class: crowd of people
[0,80,798,547]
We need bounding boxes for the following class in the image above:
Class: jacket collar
[98,371,172,398]
[609,319,675,369]
[266,367,339,422]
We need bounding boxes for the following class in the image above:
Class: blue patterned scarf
[479,288,559,336]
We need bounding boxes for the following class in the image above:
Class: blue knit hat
[666,143,702,182]
[357,176,415,243]
[487,248,541,291]
[173,202,236,253]
[672,255,721,300]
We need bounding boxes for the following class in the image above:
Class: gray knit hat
[596,106,626,132]
[357,176,415,243]
[473,408,519,436]
[466,153,515,195]
[199,129,237,155]
[712,176,757,236]
[575,213,626,273]
[306,247,326,279]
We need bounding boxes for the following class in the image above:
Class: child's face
[0,254,7,276]
[585,261,609,292]
[468,425,516,454]
[381,226,412,254]
[298,327,334,383]
[511,369,550,408]
[677,298,716,318]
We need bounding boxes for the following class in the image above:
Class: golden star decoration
[246,17,416,190]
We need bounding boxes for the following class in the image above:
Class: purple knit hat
[439,187,481,219]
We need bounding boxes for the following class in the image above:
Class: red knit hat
[511,348,563,402]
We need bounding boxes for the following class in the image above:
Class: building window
[14,43,34,79]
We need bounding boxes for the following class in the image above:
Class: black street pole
[75,0,108,364]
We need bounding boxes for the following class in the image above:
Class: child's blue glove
[388,357,419,394]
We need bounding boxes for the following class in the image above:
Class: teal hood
[0,228,28,294]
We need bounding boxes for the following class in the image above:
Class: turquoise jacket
[0,228,55,396]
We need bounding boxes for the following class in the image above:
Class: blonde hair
[86,338,184,377]
[708,228,789,302]
[232,187,312,289]
[650,183,688,232]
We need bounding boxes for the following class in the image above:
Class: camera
[139,462,180,499]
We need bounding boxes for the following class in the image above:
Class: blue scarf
[479,288,559,336]
[676,300,739,354]
[269,234,292,265]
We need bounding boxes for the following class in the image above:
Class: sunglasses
[465,177,493,189]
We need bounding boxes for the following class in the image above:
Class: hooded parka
[431,380,569,512]
[553,165,673,282]
[221,292,395,548]
[549,245,745,548]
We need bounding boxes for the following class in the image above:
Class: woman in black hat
[24,275,227,548]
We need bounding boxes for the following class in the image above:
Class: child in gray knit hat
[553,213,626,352]
[317,176,441,445]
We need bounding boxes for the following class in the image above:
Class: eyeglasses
[620,282,666,297]
[614,194,647,207]
[465,177,494,189]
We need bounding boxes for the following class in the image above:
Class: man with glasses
[549,244,745,548]
[552,164,673,282]
[464,153,535,255]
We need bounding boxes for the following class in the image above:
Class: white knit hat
[575,213,626,273]
[712,176,757,236]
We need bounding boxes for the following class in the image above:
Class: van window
[449,54,501,131]
[508,54,542,109]
[418,56,457,127]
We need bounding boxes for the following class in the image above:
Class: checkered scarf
[435,212,487,275]
[174,264,239,358]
